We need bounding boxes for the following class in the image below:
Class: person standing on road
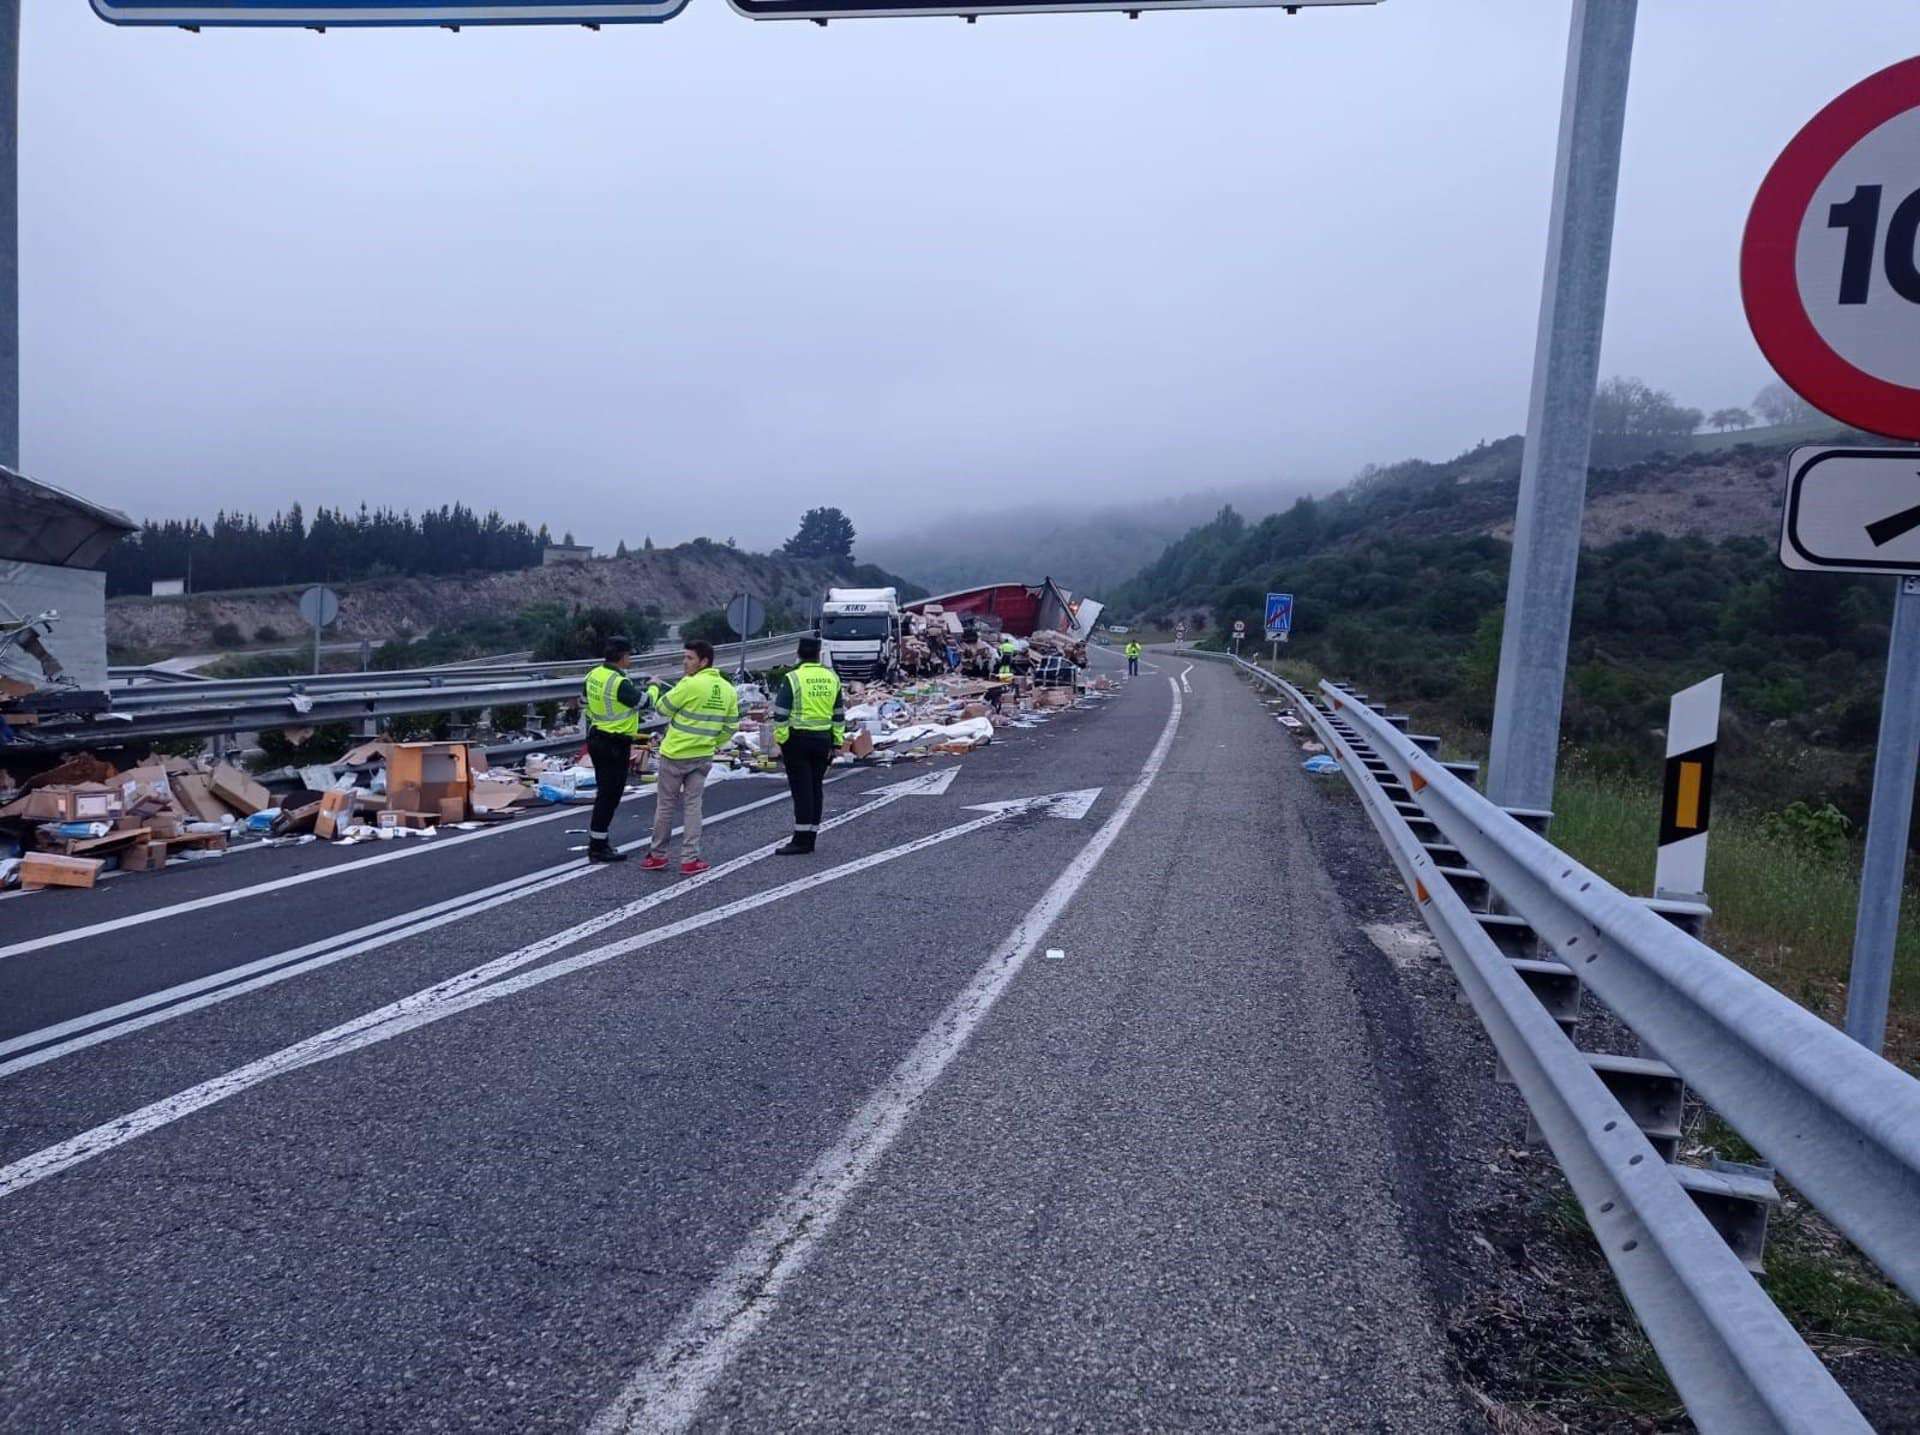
[641,639,739,876]
[581,636,643,863]
[772,636,845,856]
[1125,640,1141,677]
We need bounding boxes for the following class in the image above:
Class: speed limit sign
[1743,57,1920,439]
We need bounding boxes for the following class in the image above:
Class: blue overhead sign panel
[733,0,1373,22]
[93,0,686,25]
[1264,592,1294,639]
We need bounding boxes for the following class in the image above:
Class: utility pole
[1485,0,1637,812]
[0,0,18,473]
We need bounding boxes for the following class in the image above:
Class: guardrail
[19,632,812,750]
[1215,652,1920,1433]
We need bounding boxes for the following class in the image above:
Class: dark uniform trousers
[586,727,632,842]
[780,730,834,832]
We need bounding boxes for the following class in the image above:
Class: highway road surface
[0,652,1476,1432]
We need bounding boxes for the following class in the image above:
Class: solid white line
[590,676,1183,1435]
[0,786,662,961]
[0,786,807,1078]
[1179,664,1194,693]
[0,781,1031,1199]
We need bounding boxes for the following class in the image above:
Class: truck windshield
[821,614,889,640]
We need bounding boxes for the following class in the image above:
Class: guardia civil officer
[772,636,846,855]
[581,635,644,863]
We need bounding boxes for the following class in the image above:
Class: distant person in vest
[642,639,740,876]
[1125,640,1142,677]
[773,636,847,855]
[580,636,644,863]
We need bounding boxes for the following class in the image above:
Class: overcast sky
[21,1,1919,551]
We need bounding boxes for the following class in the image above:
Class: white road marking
[1045,948,1066,960]
[0,771,1050,1199]
[1179,664,1194,693]
[593,676,1183,1435]
[0,774,928,1079]
[0,786,663,960]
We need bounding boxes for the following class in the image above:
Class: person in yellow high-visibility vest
[580,636,643,863]
[1125,640,1142,677]
[640,639,739,876]
[772,636,846,855]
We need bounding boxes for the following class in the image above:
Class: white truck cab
[818,587,901,680]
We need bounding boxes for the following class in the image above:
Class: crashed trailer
[0,469,136,705]
[903,579,1102,639]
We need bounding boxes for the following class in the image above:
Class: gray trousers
[651,755,712,858]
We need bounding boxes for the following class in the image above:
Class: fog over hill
[861,480,1320,601]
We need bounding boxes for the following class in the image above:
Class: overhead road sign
[1781,446,1920,575]
[1742,57,1920,440]
[730,0,1373,24]
[92,0,687,27]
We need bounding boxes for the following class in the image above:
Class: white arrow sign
[963,788,1101,820]
[0,783,1101,1200]
[0,768,964,1082]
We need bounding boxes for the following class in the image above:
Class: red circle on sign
[1741,55,1920,441]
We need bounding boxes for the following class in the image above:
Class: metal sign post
[1846,577,1920,1053]
[725,592,765,680]
[298,584,339,675]
[1486,0,1638,813]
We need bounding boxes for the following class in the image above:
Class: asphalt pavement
[0,652,1474,1433]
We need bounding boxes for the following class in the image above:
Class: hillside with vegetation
[107,505,917,660]
[1115,423,1900,823]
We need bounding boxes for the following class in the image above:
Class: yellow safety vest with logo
[648,667,740,761]
[776,662,845,746]
[583,664,641,736]
[1125,642,1141,659]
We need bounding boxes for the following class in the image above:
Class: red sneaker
[640,853,670,872]
[680,858,710,876]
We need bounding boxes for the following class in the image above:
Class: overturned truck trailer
[902,578,1102,641]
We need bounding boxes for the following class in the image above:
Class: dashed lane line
[591,676,1184,1435]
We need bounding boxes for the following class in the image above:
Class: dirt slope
[107,545,895,654]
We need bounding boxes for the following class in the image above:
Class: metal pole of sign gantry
[1485,0,1638,813]
[0,0,18,472]
[1844,577,1920,1054]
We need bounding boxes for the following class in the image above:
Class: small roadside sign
[732,0,1371,21]
[1264,592,1294,639]
[1742,57,1920,439]
[1781,446,1920,575]
[93,0,686,26]
[297,585,340,629]
[1232,620,1246,634]
[725,594,767,638]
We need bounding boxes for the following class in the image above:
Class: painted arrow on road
[0,769,959,1082]
[0,781,1103,1201]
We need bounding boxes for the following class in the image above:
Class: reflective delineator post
[1844,577,1920,1054]
[1486,0,1638,812]
[1654,674,1721,901]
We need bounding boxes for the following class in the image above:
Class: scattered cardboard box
[170,774,231,825]
[120,841,165,873]
[210,764,271,816]
[21,852,103,890]
[378,810,435,830]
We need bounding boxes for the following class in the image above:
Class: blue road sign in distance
[1264,592,1294,639]
[733,0,1372,22]
[93,0,685,25]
